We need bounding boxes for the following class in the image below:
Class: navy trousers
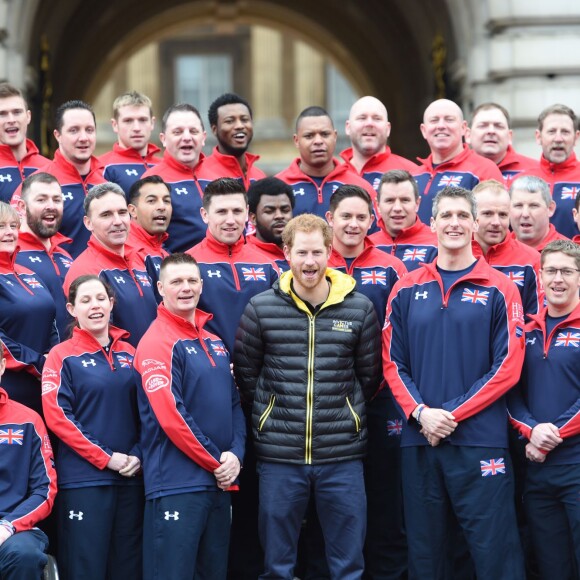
[402,445,525,580]
[525,462,580,580]
[0,528,48,580]
[144,490,231,580]
[257,460,366,580]
[57,484,143,580]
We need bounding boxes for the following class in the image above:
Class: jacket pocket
[258,394,276,431]
[346,397,361,433]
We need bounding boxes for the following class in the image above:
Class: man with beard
[277,106,377,221]
[247,177,295,271]
[64,182,157,347]
[204,93,265,189]
[0,83,49,203]
[16,172,72,338]
[341,96,417,191]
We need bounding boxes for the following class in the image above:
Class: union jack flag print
[24,277,43,288]
[461,288,490,305]
[361,270,386,285]
[0,429,23,445]
[403,248,427,262]
[507,271,525,287]
[387,419,403,436]
[480,457,506,477]
[211,343,227,357]
[242,267,267,282]
[438,175,463,187]
[116,354,133,368]
[555,331,580,347]
[136,273,151,287]
[561,186,580,200]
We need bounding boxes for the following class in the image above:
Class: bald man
[413,99,503,223]
[341,96,417,191]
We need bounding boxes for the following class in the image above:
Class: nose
[392,199,403,212]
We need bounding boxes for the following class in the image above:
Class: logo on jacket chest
[332,319,353,333]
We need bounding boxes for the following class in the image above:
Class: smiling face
[0,95,31,152]
[284,229,331,297]
[294,115,337,175]
[346,96,390,158]
[250,193,293,245]
[112,104,155,155]
[467,107,512,164]
[20,180,63,239]
[421,99,466,163]
[67,278,114,338]
[474,188,511,251]
[54,108,96,168]
[541,251,580,316]
[377,179,420,237]
[536,113,579,164]
[213,103,253,157]
[84,192,130,252]
[326,196,373,258]
[128,182,172,236]
[201,193,248,245]
[0,214,19,254]
[509,188,554,248]
[157,262,203,319]
[431,195,477,253]
[160,110,206,168]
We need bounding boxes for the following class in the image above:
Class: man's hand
[214,451,241,490]
[119,455,141,477]
[420,428,441,447]
[530,423,562,451]
[525,442,547,463]
[417,407,457,439]
[0,526,12,547]
[107,452,130,472]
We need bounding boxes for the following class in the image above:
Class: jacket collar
[156,302,213,335]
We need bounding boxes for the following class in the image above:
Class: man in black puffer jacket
[234,213,382,580]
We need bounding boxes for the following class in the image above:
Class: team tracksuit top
[187,231,279,351]
[202,146,266,190]
[0,249,57,402]
[276,158,379,220]
[125,221,169,300]
[369,217,438,272]
[63,237,158,347]
[12,150,107,258]
[16,231,73,338]
[99,142,161,194]
[497,145,540,188]
[383,257,525,448]
[340,146,418,191]
[142,152,216,253]
[0,139,49,203]
[133,304,246,499]
[507,303,580,466]
[525,153,580,239]
[413,144,503,224]
[328,238,406,327]
[246,234,289,272]
[472,236,543,317]
[0,387,56,531]
[42,326,140,487]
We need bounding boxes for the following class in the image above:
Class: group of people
[0,79,577,580]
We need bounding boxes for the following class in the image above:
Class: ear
[128,204,137,219]
[200,206,209,225]
[420,123,428,141]
[111,118,118,133]
[293,134,299,149]
[325,210,334,227]
[548,200,557,218]
[430,216,436,233]
[159,132,166,147]
[83,214,93,232]
[156,279,165,299]
[283,244,291,262]
[211,124,218,137]
[66,302,76,317]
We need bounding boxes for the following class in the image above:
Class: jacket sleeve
[135,345,222,472]
[383,285,425,418]
[233,299,265,405]
[506,381,537,440]
[7,414,57,532]
[1,333,45,378]
[522,265,543,319]
[442,283,525,421]
[355,298,382,401]
[553,399,580,439]
[230,380,246,463]
[41,350,113,469]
